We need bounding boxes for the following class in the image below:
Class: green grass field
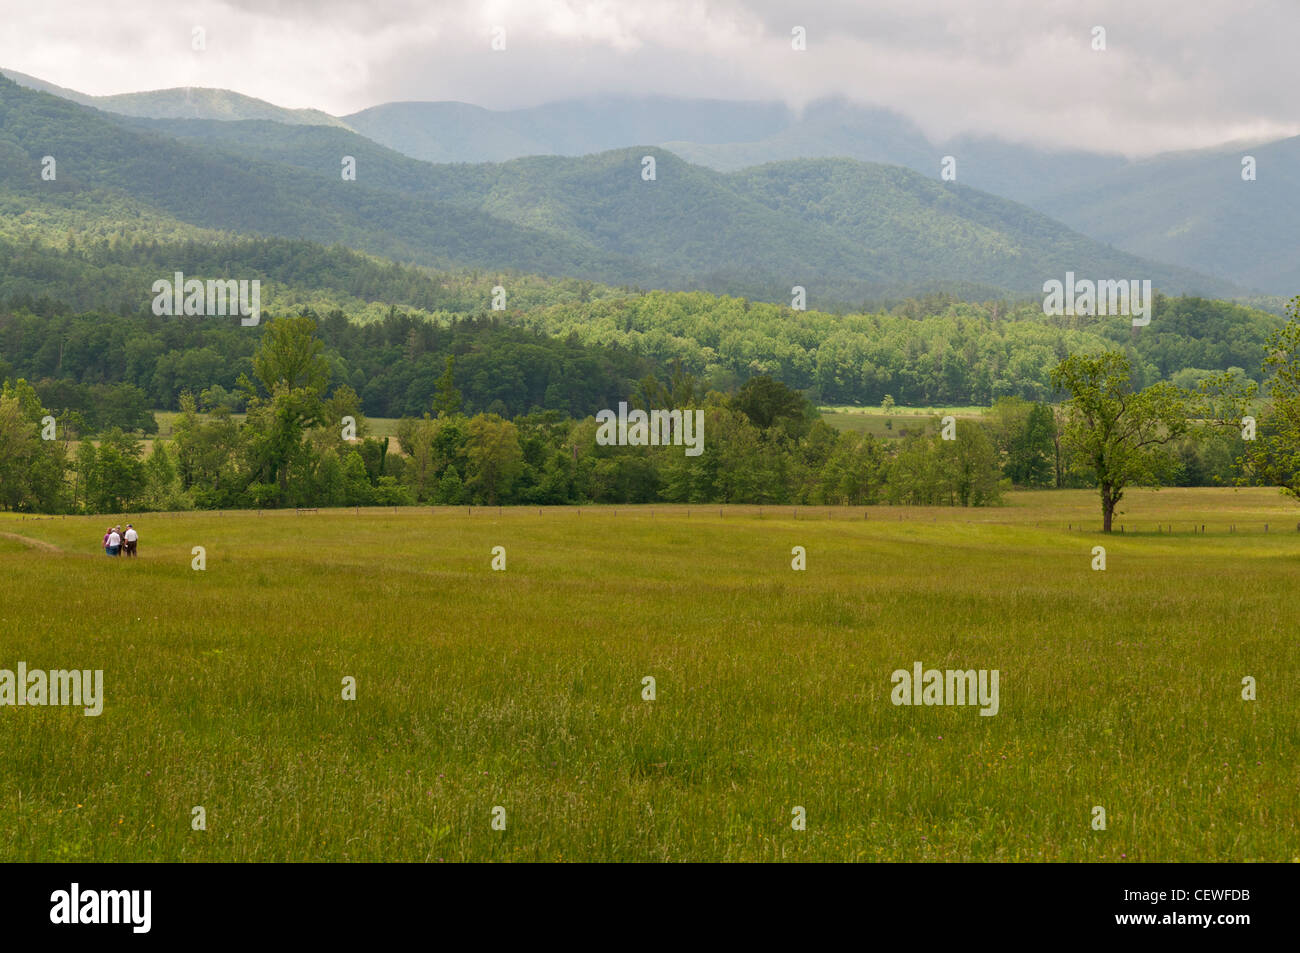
[1,488,1296,861]
[151,412,405,440]
[820,405,984,437]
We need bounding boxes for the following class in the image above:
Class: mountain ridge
[0,72,1247,303]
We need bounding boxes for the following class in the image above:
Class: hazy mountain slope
[98,115,870,299]
[0,68,346,126]
[1035,137,1300,295]
[343,96,791,163]
[119,112,1238,300]
[727,159,1229,296]
[1,75,1239,302]
[659,99,1129,202]
[0,76,667,287]
[342,93,1130,206]
[337,101,550,164]
[9,70,1292,295]
[0,69,98,106]
[662,102,930,172]
[115,117,885,301]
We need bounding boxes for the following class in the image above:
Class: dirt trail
[0,531,63,553]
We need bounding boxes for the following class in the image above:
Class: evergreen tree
[433,355,463,418]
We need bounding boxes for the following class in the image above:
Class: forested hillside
[0,233,620,318]
[0,76,659,285]
[10,70,1300,297]
[0,75,1236,304]
[0,230,1281,413]
[0,68,347,126]
[1035,135,1300,294]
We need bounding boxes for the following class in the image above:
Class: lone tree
[1051,351,1189,532]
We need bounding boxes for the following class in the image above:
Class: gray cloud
[1,0,1295,155]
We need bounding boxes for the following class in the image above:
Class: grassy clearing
[819,405,988,416]
[0,488,1296,861]
[819,405,984,437]
[151,411,404,440]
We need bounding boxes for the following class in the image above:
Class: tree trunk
[1052,429,1063,488]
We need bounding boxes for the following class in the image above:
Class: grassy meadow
[151,412,406,441]
[820,405,985,438]
[0,488,1297,862]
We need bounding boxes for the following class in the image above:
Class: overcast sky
[1,0,1295,154]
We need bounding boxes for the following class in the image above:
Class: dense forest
[0,232,1282,415]
[527,290,1282,405]
[0,312,1265,515]
[0,292,1282,420]
[0,306,652,424]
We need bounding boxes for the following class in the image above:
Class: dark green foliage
[0,305,653,422]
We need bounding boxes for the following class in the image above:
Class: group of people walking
[103,524,139,557]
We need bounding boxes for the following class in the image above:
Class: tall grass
[0,488,1295,861]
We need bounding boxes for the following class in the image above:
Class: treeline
[0,368,1009,513]
[0,307,652,420]
[0,316,1260,515]
[1,290,1283,425]
[523,291,1283,405]
[0,228,1282,413]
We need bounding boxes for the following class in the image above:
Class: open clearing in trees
[1,487,1296,861]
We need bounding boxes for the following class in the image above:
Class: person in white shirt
[107,529,121,556]
[124,524,139,558]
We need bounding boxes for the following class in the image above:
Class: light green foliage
[0,379,68,511]
[1052,351,1190,532]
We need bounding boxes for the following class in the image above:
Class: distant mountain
[114,107,1237,301]
[727,159,1193,296]
[7,70,1119,200]
[0,74,1239,304]
[342,96,792,164]
[0,76,648,286]
[0,68,348,127]
[662,98,1130,204]
[1033,137,1300,295]
[0,69,98,107]
[7,69,1296,295]
[341,94,1134,208]
[339,95,1300,296]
